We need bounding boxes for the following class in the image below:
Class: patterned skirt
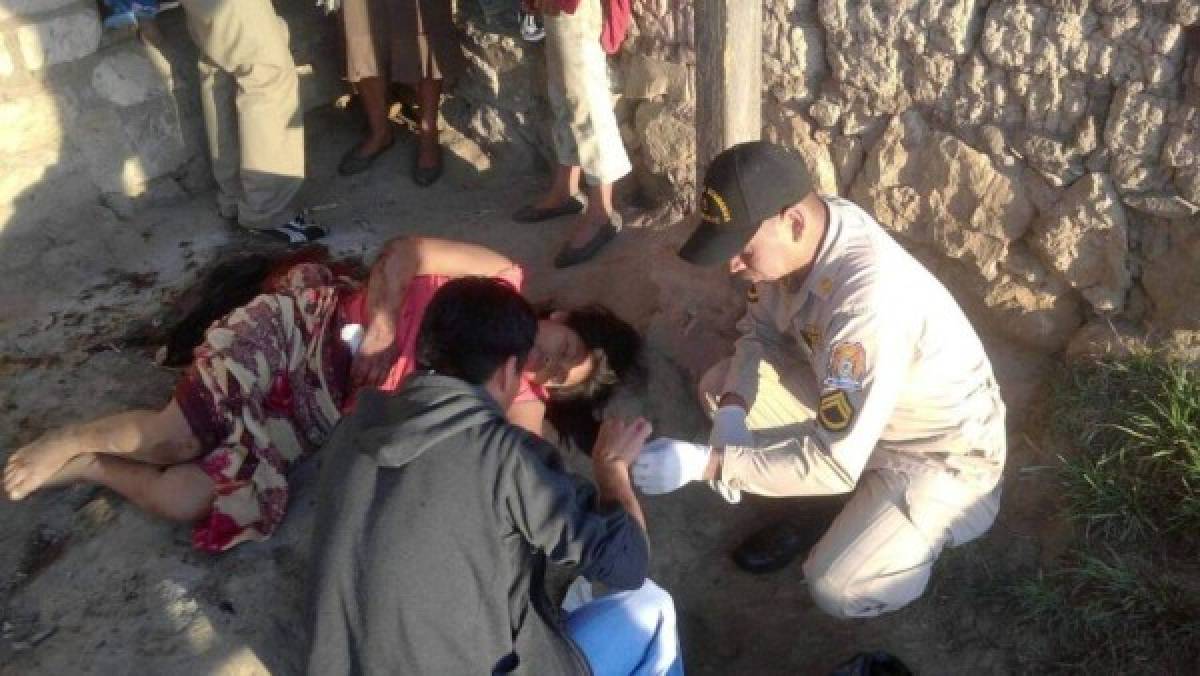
[174,264,354,552]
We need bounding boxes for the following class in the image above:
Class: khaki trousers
[544,0,631,186]
[182,0,304,228]
[699,355,1001,619]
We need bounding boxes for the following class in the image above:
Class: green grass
[1053,353,1200,549]
[1012,353,1200,672]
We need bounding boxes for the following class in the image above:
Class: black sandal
[553,214,621,268]
[337,137,394,176]
[412,146,443,187]
[512,196,585,223]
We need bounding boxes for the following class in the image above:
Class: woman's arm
[363,236,516,330]
[352,237,518,388]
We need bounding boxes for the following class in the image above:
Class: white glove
[316,0,340,14]
[632,438,710,495]
[707,406,749,503]
[710,405,753,448]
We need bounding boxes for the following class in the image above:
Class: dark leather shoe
[337,138,394,176]
[512,197,585,223]
[732,520,819,575]
[553,216,620,268]
[412,153,443,187]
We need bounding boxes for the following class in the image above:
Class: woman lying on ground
[3,237,640,552]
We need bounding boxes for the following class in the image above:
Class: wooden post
[695,0,762,184]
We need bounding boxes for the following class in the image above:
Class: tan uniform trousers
[699,354,1001,620]
[182,0,304,228]
[543,0,631,186]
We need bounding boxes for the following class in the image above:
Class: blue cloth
[566,581,685,676]
[103,0,158,23]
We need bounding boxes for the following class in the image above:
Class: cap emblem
[701,187,732,224]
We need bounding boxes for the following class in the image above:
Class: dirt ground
[0,106,1065,675]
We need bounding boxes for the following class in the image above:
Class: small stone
[809,98,841,129]
[92,50,168,107]
[1031,173,1131,313]
[622,54,689,102]
[1121,192,1200,218]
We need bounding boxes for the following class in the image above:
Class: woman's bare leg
[49,454,215,522]
[354,75,394,156]
[534,164,582,210]
[4,400,201,501]
[416,77,443,169]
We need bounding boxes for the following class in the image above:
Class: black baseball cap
[678,141,814,266]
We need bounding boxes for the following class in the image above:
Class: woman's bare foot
[37,453,99,492]
[4,432,82,500]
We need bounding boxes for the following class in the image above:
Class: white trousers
[543,0,631,186]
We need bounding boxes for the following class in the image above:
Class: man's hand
[350,319,398,389]
[632,438,711,495]
[592,417,653,470]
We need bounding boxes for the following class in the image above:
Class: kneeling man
[634,141,1006,619]
[307,277,682,674]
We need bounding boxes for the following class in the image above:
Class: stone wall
[453,0,1200,354]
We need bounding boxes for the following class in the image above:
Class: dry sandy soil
[0,106,1064,675]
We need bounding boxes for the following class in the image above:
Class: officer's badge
[824,341,866,391]
[746,283,759,303]
[818,390,854,432]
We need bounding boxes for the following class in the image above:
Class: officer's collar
[789,196,840,301]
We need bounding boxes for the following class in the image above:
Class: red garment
[600,0,632,54]
[549,0,632,54]
[338,267,547,406]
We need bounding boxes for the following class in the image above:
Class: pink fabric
[339,266,546,403]
[548,0,631,54]
[600,0,632,54]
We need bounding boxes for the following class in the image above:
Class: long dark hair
[155,245,345,365]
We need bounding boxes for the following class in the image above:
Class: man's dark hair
[416,277,537,385]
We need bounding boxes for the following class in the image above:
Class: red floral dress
[175,263,544,552]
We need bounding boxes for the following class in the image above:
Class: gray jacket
[305,372,649,675]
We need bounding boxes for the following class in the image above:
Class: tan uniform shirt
[718,197,1006,497]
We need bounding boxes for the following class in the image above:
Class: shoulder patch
[824,341,867,391]
[818,390,855,432]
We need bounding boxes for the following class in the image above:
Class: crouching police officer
[633,141,1006,619]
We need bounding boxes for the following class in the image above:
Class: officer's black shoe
[732,520,816,574]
